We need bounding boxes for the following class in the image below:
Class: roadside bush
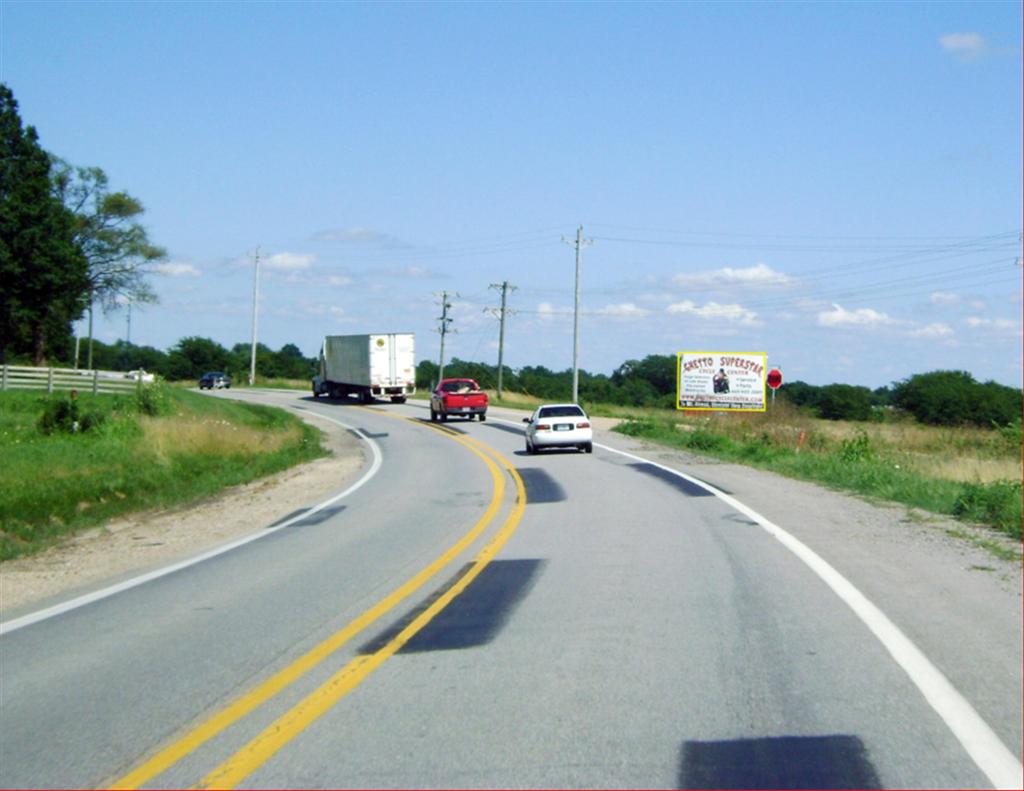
[817,384,873,421]
[615,417,661,439]
[136,380,171,416]
[37,393,106,435]
[997,418,1022,453]
[684,429,729,452]
[953,480,1023,540]
[838,432,874,462]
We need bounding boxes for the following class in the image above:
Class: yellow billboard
[677,351,767,412]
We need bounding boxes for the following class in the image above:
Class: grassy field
[606,400,1021,546]
[0,385,326,561]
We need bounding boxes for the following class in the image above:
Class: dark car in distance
[198,371,231,390]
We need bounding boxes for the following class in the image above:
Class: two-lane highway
[1,390,1020,789]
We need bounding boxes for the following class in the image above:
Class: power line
[587,222,1020,243]
[589,231,1019,255]
[512,259,1019,317]
[735,257,1017,312]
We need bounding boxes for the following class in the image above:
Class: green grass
[614,414,1022,545]
[237,377,312,391]
[0,386,326,561]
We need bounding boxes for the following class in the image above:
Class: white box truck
[312,333,416,403]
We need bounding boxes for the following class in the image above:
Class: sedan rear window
[538,406,585,418]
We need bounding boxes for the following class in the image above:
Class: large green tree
[51,159,165,367]
[0,84,89,364]
[166,336,232,380]
[892,370,1022,427]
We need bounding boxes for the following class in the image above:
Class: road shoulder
[0,409,365,617]
[595,427,1023,762]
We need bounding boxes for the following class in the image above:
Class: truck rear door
[368,335,391,386]
[393,333,414,388]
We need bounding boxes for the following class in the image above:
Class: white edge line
[0,413,383,637]
[585,435,1023,790]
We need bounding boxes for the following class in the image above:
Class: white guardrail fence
[0,365,154,395]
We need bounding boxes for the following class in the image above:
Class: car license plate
[554,423,572,431]
[454,407,467,412]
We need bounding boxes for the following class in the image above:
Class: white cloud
[672,263,792,288]
[537,302,559,323]
[966,317,1018,331]
[929,291,960,306]
[911,323,954,338]
[939,32,987,61]
[265,252,316,271]
[595,303,651,319]
[154,261,201,277]
[817,303,895,328]
[666,300,759,325]
[328,275,353,287]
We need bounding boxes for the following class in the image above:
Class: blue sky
[3,1,1021,388]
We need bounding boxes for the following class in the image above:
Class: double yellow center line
[111,414,526,790]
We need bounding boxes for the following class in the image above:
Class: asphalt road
[1,390,1020,789]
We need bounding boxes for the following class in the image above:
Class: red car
[430,378,488,422]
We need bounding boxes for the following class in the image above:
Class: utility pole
[87,289,94,370]
[436,291,456,382]
[563,225,592,403]
[488,281,517,398]
[249,247,261,386]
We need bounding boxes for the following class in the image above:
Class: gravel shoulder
[0,409,365,617]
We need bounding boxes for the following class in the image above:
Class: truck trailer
[312,333,416,403]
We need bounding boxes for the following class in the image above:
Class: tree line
[73,336,316,382]
[10,324,1018,429]
[421,356,1021,428]
[1,83,163,365]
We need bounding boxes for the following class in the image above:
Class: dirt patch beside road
[0,412,365,616]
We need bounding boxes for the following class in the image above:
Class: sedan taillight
[577,422,590,429]
[536,423,551,431]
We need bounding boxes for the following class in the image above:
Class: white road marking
[0,412,383,637]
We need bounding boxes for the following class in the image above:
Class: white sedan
[523,403,593,454]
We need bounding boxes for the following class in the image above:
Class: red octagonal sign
[767,368,783,390]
